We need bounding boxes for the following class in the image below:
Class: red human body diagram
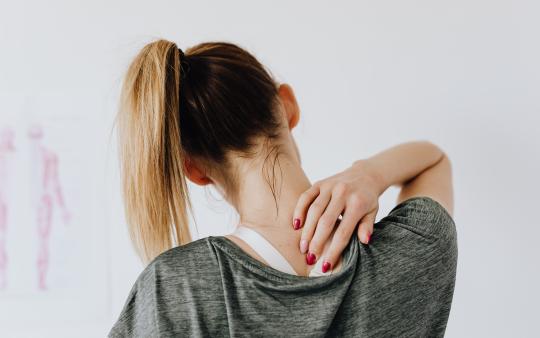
[0,128,15,290]
[28,125,71,290]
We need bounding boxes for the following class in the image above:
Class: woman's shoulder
[108,237,219,337]
[150,236,215,268]
[370,196,458,269]
[136,236,224,290]
[364,196,458,288]
[376,196,457,243]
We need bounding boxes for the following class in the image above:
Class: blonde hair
[117,40,192,264]
[117,39,280,264]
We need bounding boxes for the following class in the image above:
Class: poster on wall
[0,92,109,328]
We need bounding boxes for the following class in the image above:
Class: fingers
[321,208,377,273]
[306,184,348,262]
[299,190,331,254]
[320,207,363,271]
[356,209,376,244]
[292,185,320,230]
[293,181,380,273]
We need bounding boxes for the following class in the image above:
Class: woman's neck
[235,155,311,232]
[225,154,332,276]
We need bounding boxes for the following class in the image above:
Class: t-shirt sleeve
[377,196,456,243]
[108,264,159,338]
[369,196,458,336]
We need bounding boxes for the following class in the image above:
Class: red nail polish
[366,234,371,244]
[322,261,332,273]
[293,218,301,230]
[306,252,317,265]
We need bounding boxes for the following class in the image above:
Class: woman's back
[109,196,457,338]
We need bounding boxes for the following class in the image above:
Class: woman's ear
[184,157,213,186]
[278,83,300,130]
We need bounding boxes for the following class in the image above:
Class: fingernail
[300,239,308,253]
[293,218,301,230]
[322,261,332,273]
[306,252,317,265]
[366,234,371,244]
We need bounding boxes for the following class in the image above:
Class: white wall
[1,1,539,337]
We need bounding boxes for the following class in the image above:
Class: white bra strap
[231,225,298,275]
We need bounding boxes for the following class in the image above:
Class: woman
[109,39,457,337]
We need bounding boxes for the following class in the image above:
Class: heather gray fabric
[109,196,457,337]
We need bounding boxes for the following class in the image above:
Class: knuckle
[317,215,334,229]
[310,200,325,210]
[332,229,350,245]
[348,194,365,209]
[333,182,348,197]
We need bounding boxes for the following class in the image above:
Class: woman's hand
[292,160,384,271]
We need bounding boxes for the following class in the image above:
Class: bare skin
[293,141,453,271]
[222,152,344,276]
[184,83,454,276]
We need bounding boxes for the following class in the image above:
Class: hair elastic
[177,47,191,79]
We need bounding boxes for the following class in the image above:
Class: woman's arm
[353,140,453,215]
[293,140,454,272]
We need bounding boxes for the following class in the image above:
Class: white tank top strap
[231,225,298,275]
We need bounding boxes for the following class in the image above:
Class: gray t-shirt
[109,196,458,337]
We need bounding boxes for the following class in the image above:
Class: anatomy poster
[0,92,110,328]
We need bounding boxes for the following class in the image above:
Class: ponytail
[117,39,281,264]
[117,39,192,264]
